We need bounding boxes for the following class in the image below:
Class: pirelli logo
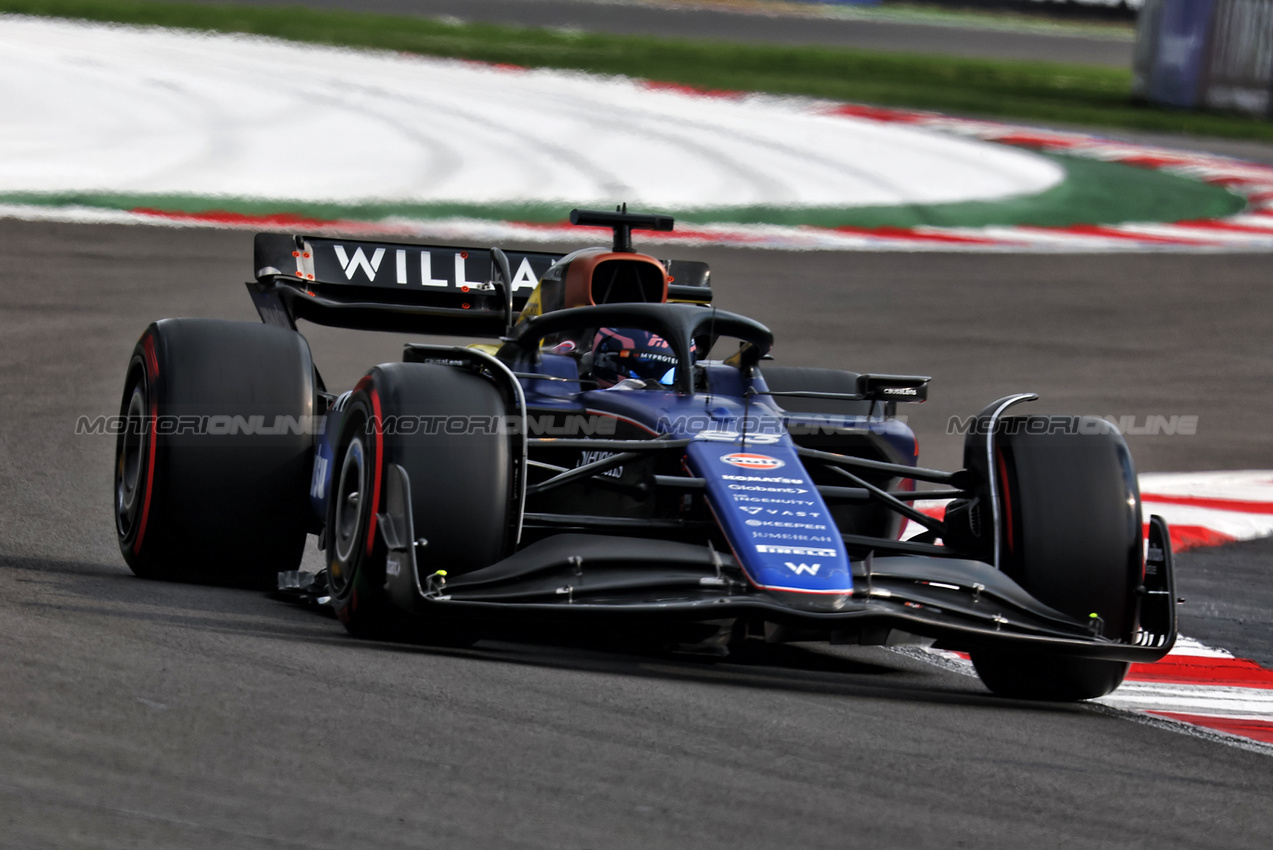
[755,545,837,557]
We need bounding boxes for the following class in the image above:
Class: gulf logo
[721,453,785,471]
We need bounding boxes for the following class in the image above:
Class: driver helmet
[591,328,681,388]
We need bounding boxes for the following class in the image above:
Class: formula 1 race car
[114,208,1178,701]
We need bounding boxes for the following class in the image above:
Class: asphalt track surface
[152,0,1135,65]
[3,217,1273,848]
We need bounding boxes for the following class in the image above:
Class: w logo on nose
[785,562,820,575]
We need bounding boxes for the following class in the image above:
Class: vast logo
[720,453,785,471]
[785,562,821,576]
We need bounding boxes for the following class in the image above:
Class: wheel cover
[331,434,368,587]
[115,379,147,538]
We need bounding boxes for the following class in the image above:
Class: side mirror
[856,374,930,403]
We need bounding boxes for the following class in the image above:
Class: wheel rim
[332,434,367,573]
[115,379,147,537]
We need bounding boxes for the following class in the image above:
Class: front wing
[365,462,1177,662]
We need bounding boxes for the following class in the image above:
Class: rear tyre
[114,320,315,589]
[326,362,516,641]
[970,416,1141,701]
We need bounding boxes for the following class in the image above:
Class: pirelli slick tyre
[970,416,1142,701]
[114,320,315,588]
[757,366,871,417]
[326,362,515,641]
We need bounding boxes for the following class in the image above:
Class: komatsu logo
[722,474,805,484]
[721,453,785,471]
[785,562,821,576]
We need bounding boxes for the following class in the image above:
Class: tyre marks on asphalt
[0,16,1061,215]
[11,15,1273,251]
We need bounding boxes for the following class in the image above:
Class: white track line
[6,14,1273,251]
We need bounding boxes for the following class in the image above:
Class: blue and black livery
[120,208,1179,702]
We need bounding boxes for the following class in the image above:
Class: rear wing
[247,232,711,337]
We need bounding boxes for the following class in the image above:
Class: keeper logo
[721,453,784,471]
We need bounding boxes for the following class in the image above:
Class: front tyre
[970,416,1141,701]
[326,362,516,641]
[971,650,1130,702]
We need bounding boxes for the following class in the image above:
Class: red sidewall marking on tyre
[143,333,159,379]
[995,445,1014,557]
[133,337,159,555]
[133,400,158,555]
[365,387,383,557]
